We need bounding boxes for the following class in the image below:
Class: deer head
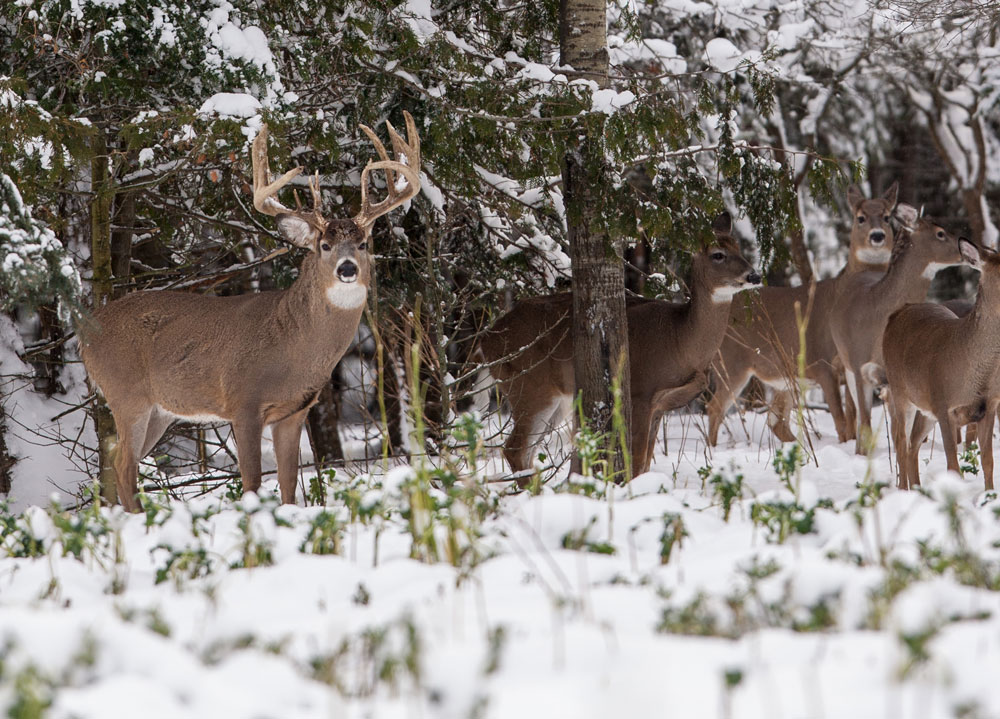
[697,213,762,303]
[251,112,421,308]
[847,182,898,268]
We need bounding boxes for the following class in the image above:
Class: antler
[251,125,327,237]
[354,111,421,231]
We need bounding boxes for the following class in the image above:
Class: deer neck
[873,235,934,308]
[682,279,738,369]
[958,283,1000,388]
[278,255,366,353]
[846,253,889,275]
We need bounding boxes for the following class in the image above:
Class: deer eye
[321,242,332,251]
[358,241,368,251]
[857,216,866,224]
[936,230,945,240]
[711,251,725,261]
[883,216,890,222]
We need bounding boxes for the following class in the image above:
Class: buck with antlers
[80,114,421,511]
[829,205,971,455]
[480,214,761,477]
[707,183,900,446]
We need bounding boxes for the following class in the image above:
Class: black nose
[746,271,762,285]
[870,231,885,245]
[337,260,358,281]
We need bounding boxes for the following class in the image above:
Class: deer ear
[847,184,864,212]
[275,213,319,249]
[881,181,899,209]
[894,203,919,229]
[711,212,732,235]
[959,238,982,269]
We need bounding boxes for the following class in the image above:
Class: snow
[705,38,746,73]
[591,88,636,115]
[3,397,1000,716]
[197,92,262,118]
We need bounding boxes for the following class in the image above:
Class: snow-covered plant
[0,174,80,317]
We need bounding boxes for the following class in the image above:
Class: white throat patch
[856,247,890,264]
[326,282,369,309]
[711,285,745,304]
[922,262,955,279]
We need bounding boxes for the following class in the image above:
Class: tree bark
[111,190,136,296]
[0,399,13,495]
[560,0,632,480]
[307,367,345,466]
[90,129,118,505]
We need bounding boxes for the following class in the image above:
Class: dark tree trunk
[34,304,65,396]
[307,367,345,466]
[111,190,136,296]
[379,342,406,457]
[0,399,13,494]
[90,129,118,505]
[560,0,632,479]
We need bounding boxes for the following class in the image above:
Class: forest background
[1,0,998,506]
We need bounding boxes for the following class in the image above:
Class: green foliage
[659,512,687,564]
[750,498,831,544]
[772,444,805,495]
[960,442,980,476]
[0,174,80,316]
[299,511,343,556]
[709,468,744,522]
[561,517,616,555]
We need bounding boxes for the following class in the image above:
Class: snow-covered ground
[3,405,1000,718]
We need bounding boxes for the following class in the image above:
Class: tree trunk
[0,399,13,495]
[111,190,136,296]
[560,0,632,480]
[90,129,118,505]
[307,368,345,466]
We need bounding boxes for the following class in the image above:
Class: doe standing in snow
[80,114,421,511]
[480,213,761,477]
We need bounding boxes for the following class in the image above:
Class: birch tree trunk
[560,0,632,480]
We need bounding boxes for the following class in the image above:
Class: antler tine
[354,111,422,230]
[251,124,304,217]
[387,111,420,176]
[308,171,327,229]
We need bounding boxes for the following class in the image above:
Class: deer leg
[139,408,174,459]
[630,399,654,475]
[271,408,309,505]
[767,390,796,443]
[888,399,912,490]
[936,404,961,477]
[843,382,857,442]
[232,416,264,494]
[706,369,750,447]
[846,369,873,455]
[906,413,933,490]
[644,414,663,474]
[978,404,996,491]
[110,406,154,513]
[503,390,558,476]
[817,368,850,443]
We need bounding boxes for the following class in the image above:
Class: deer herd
[76,115,998,511]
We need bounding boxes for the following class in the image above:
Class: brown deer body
[882,240,995,489]
[707,183,900,446]
[481,216,761,476]
[80,115,421,511]
[829,207,968,455]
